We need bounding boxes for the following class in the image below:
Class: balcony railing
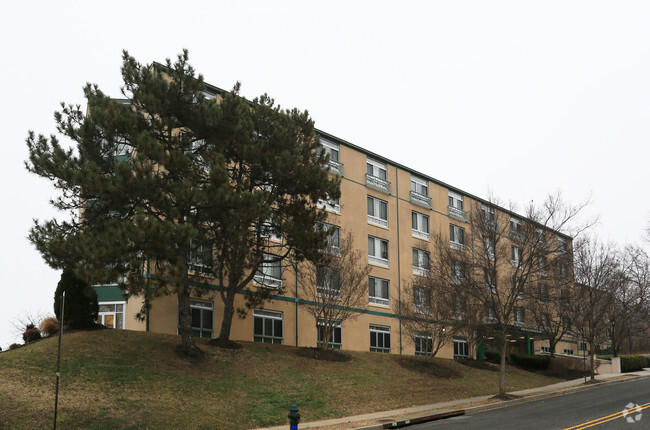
[413,267,430,277]
[410,190,432,208]
[369,296,389,306]
[328,159,344,175]
[366,173,392,194]
[368,215,388,227]
[253,274,282,288]
[450,241,465,251]
[369,255,389,266]
[510,229,524,242]
[448,205,467,221]
[412,229,430,241]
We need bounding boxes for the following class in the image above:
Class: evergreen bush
[54,268,99,329]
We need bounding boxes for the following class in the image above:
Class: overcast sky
[2,1,649,349]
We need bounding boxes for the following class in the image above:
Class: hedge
[596,355,650,372]
[510,353,550,370]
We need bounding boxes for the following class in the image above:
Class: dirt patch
[174,344,209,361]
[395,357,463,379]
[207,338,243,349]
[456,359,500,372]
[293,347,352,362]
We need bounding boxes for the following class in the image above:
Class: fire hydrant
[288,403,300,430]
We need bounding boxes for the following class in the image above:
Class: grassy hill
[0,330,563,429]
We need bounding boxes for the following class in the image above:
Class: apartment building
[93,84,582,360]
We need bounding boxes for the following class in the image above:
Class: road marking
[563,401,650,430]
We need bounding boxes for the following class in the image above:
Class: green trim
[93,285,127,302]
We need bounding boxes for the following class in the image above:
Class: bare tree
[299,229,371,350]
[571,237,622,381]
[429,193,588,397]
[400,256,464,358]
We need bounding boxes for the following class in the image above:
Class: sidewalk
[260,369,650,430]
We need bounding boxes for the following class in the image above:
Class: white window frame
[369,324,391,353]
[369,276,389,306]
[317,320,342,349]
[564,348,574,355]
[510,217,523,241]
[485,306,496,323]
[189,299,213,339]
[412,248,430,276]
[414,333,433,356]
[317,222,340,254]
[449,224,465,250]
[253,309,283,344]
[451,260,464,284]
[368,236,389,266]
[411,175,428,196]
[481,205,496,223]
[97,301,126,329]
[448,191,466,219]
[514,307,525,327]
[366,158,387,180]
[317,266,341,298]
[367,196,388,227]
[258,217,282,243]
[541,345,551,353]
[453,338,469,359]
[317,196,341,213]
[188,239,213,274]
[511,245,522,267]
[254,253,283,288]
[412,211,429,240]
[320,138,343,175]
[413,287,431,314]
[483,236,495,260]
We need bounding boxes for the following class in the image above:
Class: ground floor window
[97,302,125,329]
[190,300,213,338]
[453,338,469,359]
[254,309,283,344]
[564,348,574,355]
[414,334,433,356]
[541,345,550,353]
[579,341,587,351]
[317,320,342,349]
[370,324,391,353]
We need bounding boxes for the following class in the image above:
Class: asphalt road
[412,377,650,429]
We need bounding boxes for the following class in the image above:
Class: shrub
[54,268,99,329]
[619,355,648,372]
[485,351,500,361]
[23,328,42,343]
[510,353,550,370]
[9,343,21,350]
[39,317,60,336]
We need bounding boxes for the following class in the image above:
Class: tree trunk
[590,350,596,381]
[218,287,237,341]
[178,287,200,355]
[499,331,507,397]
[549,337,556,357]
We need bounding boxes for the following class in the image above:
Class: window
[564,348,574,355]
[562,316,572,330]
[481,205,496,228]
[561,289,570,305]
[318,196,341,213]
[367,196,388,227]
[97,302,125,329]
[254,254,283,288]
[413,287,430,314]
[320,138,343,175]
[253,309,283,344]
[539,284,549,302]
[412,211,429,240]
[366,158,391,193]
[579,341,587,351]
[369,324,391,353]
[485,306,496,323]
[188,239,213,274]
[453,338,469,359]
[558,237,568,255]
[448,192,466,219]
[541,313,551,329]
[453,295,465,320]
[317,320,342,349]
[415,334,433,356]
[410,176,431,208]
[369,276,389,306]
[560,263,569,280]
[368,236,389,266]
[514,307,525,327]
[511,246,521,267]
[541,346,551,353]
[451,260,465,283]
[257,217,282,242]
[483,237,495,260]
[189,300,213,338]
[484,269,496,293]
[316,222,340,254]
[449,224,465,250]
[412,248,430,276]
[536,229,548,250]
[317,266,341,298]
[537,255,547,273]
[510,217,523,241]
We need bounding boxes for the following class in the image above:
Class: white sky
[2,1,649,349]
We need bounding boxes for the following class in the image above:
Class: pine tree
[54,268,99,329]
[26,50,339,353]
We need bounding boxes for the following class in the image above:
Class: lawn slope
[0,330,563,429]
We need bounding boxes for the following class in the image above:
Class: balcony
[366,173,392,194]
[412,229,430,241]
[369,255,389,267]
[368,215,388,227]
[413,267,430,277]
[328,159,344,176]
[410,190,431,209]
[369,296,390,306]
[450,241,465,251]
[448,205,467,221]
[253,274,282,288]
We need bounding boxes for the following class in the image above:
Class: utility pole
[54,291,65,429]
